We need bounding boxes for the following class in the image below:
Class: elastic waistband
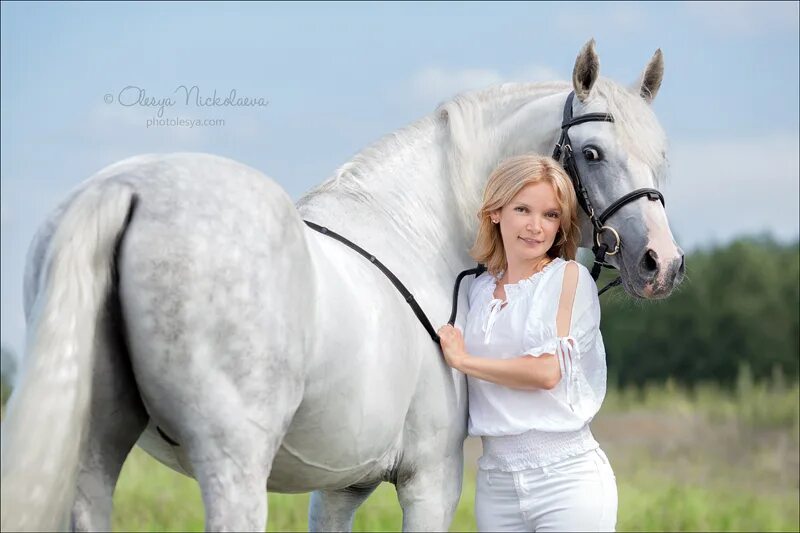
[479,426,599,471]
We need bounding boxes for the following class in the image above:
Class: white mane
[299,78,668,232]
[298,82,571,233]
[435,81,570,230]
[299,115,438,202]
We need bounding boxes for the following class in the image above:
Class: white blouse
[456,257,608,437]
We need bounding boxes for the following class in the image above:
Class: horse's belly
[136,425,392,494]
[267,374,412,491]
[267,435,399,493]
[266,345,416,492]
[261,235,428,492]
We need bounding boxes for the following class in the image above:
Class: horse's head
[564,39,684,299]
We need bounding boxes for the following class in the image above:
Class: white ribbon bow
[555,335,581,411]
[482,298,506,344]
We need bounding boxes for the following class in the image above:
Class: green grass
[112,450,480,532]
[114,445,800,532]
[109,380,799,532]
[618,472,799,532]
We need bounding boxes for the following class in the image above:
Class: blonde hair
[469,154,581,276]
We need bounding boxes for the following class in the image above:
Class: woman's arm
[456,351,561,390]
[438,325,564,390]
[437,261,580,392]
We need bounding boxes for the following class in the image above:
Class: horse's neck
[296,118,458,265]
[296,86,569,273]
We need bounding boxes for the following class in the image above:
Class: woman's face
[492,181,562,267]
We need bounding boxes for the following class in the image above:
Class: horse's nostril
[641,249,659,274]
[678,253,686,275]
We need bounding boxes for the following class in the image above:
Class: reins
[303,220,482,344]
[303,220,456,343]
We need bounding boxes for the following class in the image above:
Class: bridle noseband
[552,91,665,294]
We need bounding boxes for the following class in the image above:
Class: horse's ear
[572,39,599,102]
[638,49,664,104]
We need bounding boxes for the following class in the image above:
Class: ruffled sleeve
[522,263,606,426]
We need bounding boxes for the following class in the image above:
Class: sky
[1,1,799,358]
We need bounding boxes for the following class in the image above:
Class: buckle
[595,226,621,256]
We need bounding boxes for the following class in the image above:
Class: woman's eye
[548,212,560,218]
[583,146,602,161]
[515,206,527,213]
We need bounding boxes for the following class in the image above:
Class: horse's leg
[184,404,297,532]
[395,448,464,531]
[71,300,149,532]
[169,355,302,532]
[308,482,381,531]
[189,438,269,531]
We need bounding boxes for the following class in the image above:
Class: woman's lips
[520,237,544,245]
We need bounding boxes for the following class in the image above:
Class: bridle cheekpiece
[552,91,665,294]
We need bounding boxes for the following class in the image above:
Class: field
[110,377,800,532]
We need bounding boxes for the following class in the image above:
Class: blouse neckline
[477,257,565,345]
[487,257,564,302]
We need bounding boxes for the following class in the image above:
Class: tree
[599,236,799,387]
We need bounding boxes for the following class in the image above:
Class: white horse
[1,40,683,531]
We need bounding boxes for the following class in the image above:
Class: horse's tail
[1,181,137,531]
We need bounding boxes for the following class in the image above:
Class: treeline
[597,236,799,388]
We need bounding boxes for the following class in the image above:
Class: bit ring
[596,226,621,256]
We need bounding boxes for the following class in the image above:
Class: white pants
[475,448,617,532]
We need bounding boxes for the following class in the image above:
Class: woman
[437,154,617,532]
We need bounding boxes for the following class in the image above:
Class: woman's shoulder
[473,270,497,292]
[540,259,596,297]
[466,270,496,303]
[552,258,593,279]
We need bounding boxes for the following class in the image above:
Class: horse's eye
[583,146,602,161]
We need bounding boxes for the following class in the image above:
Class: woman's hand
[437,324,467,370]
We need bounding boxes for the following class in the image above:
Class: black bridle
[552,91,665,294]
[303,91,666,344]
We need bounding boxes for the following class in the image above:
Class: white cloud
[683,1,799,36]
[662,134,800,251]
[407,63,563,108]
